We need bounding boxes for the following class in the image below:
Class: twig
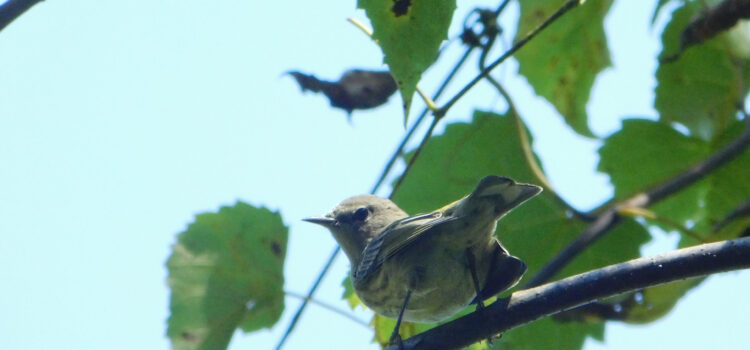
[370,47,474,194]
[386,236,750,350]
[618,205,707,243]
[486,75,594,221]
[274,246,341,350]
[285,290,370,328]
[434,0,582,119]
[389,117,440,197]
[526,116,750,287]
[0,0,43,32]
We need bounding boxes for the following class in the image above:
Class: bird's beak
[303,216,336,227]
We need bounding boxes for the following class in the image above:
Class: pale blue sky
[1,1,748,349]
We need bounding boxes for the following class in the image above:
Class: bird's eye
[353,207,369,221]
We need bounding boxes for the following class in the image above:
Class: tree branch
[0,0,43,33]
[386,237,750,350]
[370,47,474,194]
[434,0,582,118]
[526,116,750,287]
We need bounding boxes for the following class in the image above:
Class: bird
[304,175,542,345]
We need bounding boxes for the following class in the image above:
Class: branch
[284,290,370,328]
[0,0,43,33]
[434,0,582,118]
[370,47,474,194]
[486,75,594,221]
[273,246,340,350]
[389,117,439,197]
[526,116,750,287]
[386,237,750,350]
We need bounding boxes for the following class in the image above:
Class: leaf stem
[347,17,373,37]
[284,290,370,328]
[434,0,582,118]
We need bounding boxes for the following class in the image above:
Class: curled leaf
[287,69,397,118]
[662,0,750,63]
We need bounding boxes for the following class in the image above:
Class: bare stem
[274,246,341,350]
[389,118,440,198]
[284,290,370,328]
[487,76,594,221]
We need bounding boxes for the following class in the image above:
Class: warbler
[304,175,541,345]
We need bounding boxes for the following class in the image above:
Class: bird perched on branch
[304,175,542,346]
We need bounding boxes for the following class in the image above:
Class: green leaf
[357,0,456,124]
[166,202,288,350]
[650,0,673,25]
[623,279,704,324]
[655,2,748,140]
[378,111,649,348]
[598,118,750,321]
[342,275,364,310]
[599,118,750,239]
[515,0,613,137]
[598,119,709,225]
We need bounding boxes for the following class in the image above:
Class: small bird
[304,175,542,345]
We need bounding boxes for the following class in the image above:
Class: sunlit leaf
[167,202,288,350]
[598,118,750,322]
[358,0,456,124]
[655,2,748,140]
[515,0,613,137]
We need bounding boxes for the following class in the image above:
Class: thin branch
[274,246,340,350]
[487,76,594,221]
[434,0,582,119]
[370,47,474,194]
[389,117,440,198]
[526,116,750,287]
[0,0,43,32]
[618,205,707,243]
[386,236,750,350]
[284,290,370,328]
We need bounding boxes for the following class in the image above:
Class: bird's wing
[355,211,457,282]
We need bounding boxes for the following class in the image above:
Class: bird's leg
[466,248,485,310]
[389,289,412,349]
[467,248,496,345]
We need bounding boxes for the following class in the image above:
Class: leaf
[598,118,750,321]
[373,111,649,349]
[287,69,397,117]
[514,0,613,137]
[655,1,748,140]
[598,119,709,226]
[599,118,750,238]
[650,0,674,25]
[166,202,288,350]
[357,0,456,124]
[342,275,364,310]
[623,279,704,323]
